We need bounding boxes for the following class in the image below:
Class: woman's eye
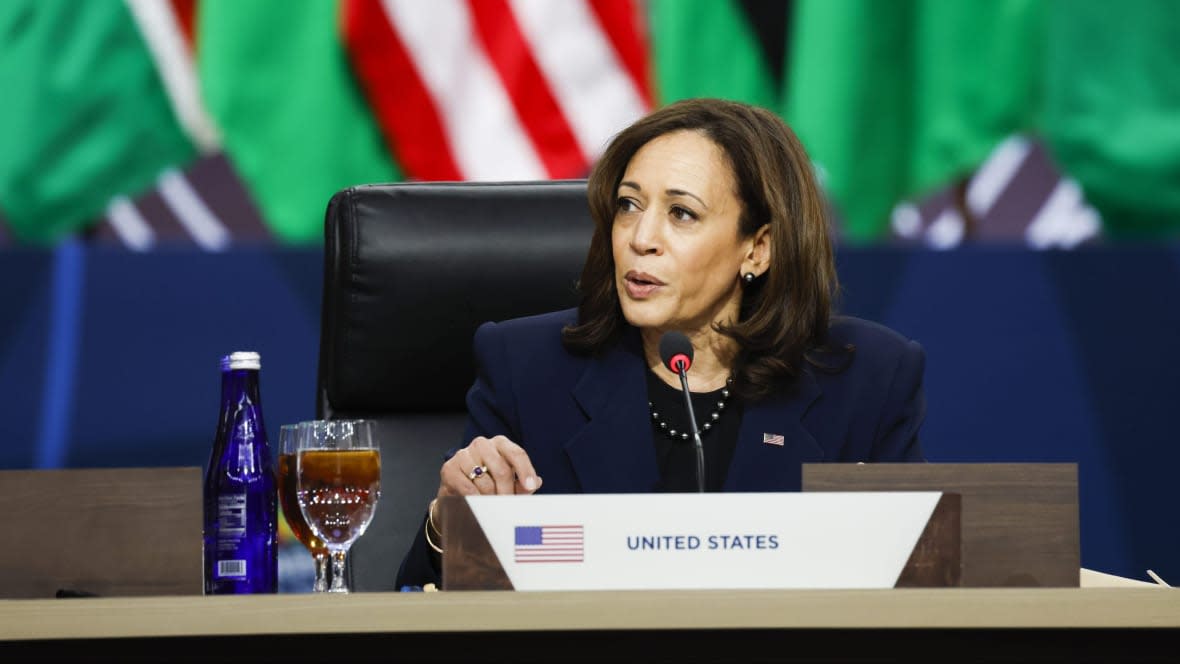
[670,205,698,222]
[616,197,639,212]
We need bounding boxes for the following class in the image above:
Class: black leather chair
[317,181,594,590]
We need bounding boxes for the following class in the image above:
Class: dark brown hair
[561,98,839,400]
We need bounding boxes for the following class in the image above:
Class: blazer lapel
[724,369,824,492]
[564,333,660,493]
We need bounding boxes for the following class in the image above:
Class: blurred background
[1,0,1178,587]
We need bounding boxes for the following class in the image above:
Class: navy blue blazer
[396,308,926,587]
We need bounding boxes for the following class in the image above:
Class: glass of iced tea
[278,423,330,592]
[296,419,381,593]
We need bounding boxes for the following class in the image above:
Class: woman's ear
[744,223,772,276]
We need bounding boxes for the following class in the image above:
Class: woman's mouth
[623,271,665,299]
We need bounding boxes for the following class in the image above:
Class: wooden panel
[896,493,961,587]
[0,467,202,598]
[804,463,1079,587]
[439,496,513,590]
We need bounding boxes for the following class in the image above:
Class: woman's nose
[629,210,661,255]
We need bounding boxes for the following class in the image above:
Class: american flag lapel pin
[762,432,785,447]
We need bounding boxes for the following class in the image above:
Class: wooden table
[2,589,1179,662]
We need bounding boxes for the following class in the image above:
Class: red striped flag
[515,525,585,564]
[343,0,652,181]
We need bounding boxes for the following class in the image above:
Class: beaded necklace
[648,377,734,442]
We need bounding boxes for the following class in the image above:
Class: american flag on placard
[514,525,584,564]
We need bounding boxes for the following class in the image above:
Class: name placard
[439,492,959,591]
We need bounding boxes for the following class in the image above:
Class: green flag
[1043,0,1180,237]
[0,0,195,244]
[197,0,399,244]
[649,0,786,108]
[785,0,1043,241]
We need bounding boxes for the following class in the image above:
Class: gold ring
[467,465,489,481]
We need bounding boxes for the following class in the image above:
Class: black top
[645,370,743,492]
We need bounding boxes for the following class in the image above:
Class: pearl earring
[743,272,755,284]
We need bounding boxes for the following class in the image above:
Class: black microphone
[659,331,706,493]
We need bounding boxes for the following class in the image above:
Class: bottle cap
[220,351,261,371]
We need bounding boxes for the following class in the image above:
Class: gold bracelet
[427,499,443,536]
[424,499,443,554]
[424,517,443,554]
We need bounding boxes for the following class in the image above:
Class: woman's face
[612,130,758,338]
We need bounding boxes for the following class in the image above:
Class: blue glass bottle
[203,351,278,594]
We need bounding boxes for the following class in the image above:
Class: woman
[397,98,925,587]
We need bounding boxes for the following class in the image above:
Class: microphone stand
[674,363,706,493]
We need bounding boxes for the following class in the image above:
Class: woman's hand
[437,435,543,497]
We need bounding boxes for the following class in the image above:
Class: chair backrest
[317,181,594,590]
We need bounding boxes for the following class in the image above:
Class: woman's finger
[438,459,479,497]
[477,441,516,496]
[461,440,501,496]
[493,436,542,493]
[439,447,483,497]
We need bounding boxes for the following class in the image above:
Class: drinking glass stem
[313,553,329,593]
[329,550,349,593]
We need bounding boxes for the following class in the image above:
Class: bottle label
[217,559,247,578]
[215,493,248,579]
[218,493,248,538]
